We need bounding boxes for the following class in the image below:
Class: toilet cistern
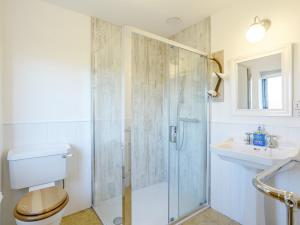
[7,143,72,225]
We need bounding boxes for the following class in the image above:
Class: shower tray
[253,158,300,225]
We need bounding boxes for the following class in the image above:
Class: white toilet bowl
[14,186,69,225]
[16,208,66,225]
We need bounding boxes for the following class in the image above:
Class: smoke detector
[166,17,182,25]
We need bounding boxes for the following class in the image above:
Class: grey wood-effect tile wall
[92,17,211,206]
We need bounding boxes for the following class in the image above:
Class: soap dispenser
[253,125,266,147]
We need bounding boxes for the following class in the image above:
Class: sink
[211,139,300,169]
[212,139,300,225]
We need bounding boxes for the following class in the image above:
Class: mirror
[237,53,282,110]
[232,44,293,116]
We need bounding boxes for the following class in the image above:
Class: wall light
[246,16,271,43]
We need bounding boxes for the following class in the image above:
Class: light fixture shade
[246,23,266,43]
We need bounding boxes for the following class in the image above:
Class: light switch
[294,100,300,117]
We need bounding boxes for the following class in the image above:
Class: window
[260,70,282,109]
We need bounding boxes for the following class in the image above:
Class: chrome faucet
[267,135,278,148]
[244,132,252,145]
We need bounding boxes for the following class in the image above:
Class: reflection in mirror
[237,53,282,110]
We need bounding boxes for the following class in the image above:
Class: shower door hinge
[169,126,177,143]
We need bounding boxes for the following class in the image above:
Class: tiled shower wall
[92,18,170,203]
[92,18,123,203]
[170,17,211,53]
[131,33,169,190]
[92,17,212,205]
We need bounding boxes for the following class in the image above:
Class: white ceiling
[45,0,239,37]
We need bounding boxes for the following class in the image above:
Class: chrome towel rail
[253,159,300,225]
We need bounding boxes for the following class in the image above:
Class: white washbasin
[211,139,300,169]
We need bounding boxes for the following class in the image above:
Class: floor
[93,182,169,225]
[182,209,240,225]
[61,208,101,225]
[61,208,240,225]
[93,182,207,225]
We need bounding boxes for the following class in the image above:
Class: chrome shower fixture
[208,57,226,97]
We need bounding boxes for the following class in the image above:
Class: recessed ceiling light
[166,17,182,25]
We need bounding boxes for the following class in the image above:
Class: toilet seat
[14,186,69,222]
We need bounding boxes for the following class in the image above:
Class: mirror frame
[231,44,293,116]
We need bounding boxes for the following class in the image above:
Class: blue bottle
[253,126,266,147]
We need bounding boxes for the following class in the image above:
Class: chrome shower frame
[121,26,210,225]
[91,24,211,225]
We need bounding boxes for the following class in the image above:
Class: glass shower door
[131,33,170,225]
[130,34,208,225]
[92,23,208,225]
[168,47,208,222]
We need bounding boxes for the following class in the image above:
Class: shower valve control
[169,126,177,143]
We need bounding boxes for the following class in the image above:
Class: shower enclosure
[92,19,209,225]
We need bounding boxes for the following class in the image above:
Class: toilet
[7,144,72,225]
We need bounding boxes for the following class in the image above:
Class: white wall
[1,0,91,224]
[0,0,4,198]
[3,0,91,123]
[210,0,300,223]
[211,0,300,125]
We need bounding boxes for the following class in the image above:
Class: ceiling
[45,0,239,37]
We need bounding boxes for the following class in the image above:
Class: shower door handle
[169,126,177,143]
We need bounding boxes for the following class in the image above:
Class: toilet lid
[16,186,68,216]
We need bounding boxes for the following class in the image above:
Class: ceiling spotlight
[166,17,182,25]
[246,16,271,43]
